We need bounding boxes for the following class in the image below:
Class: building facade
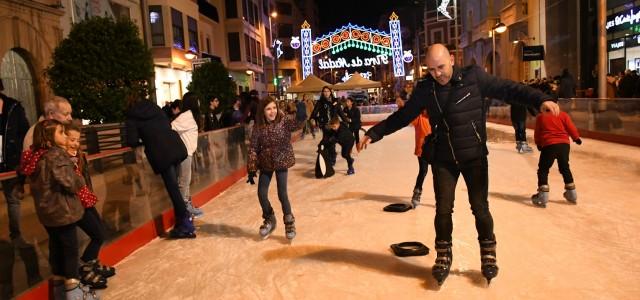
[0,0,65,124]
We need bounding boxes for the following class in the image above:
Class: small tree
[187,61,237,112]
[47,17,153,123]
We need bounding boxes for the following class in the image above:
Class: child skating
[247,97,302,240]
[532,108,581,207]
[326,117,356,175]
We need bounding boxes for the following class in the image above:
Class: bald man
[23,96,73,150]
[358,44,558,285]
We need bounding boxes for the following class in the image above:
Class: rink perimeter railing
[1,125,260,300]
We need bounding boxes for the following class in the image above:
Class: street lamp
[185,51,197,60]
[491,22,506,76]
[269,11,279,99]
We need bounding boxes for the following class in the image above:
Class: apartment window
[263,0,268,15]
[228,32,241,61]
[206,37,211,54]
[245,34,251,63]
[188,16,199,52]
[253,3,260,29]
[149,6,164,46]
[226,0,237,18]
[276,2,292,16]
[171,8,184,49]
[110,2,130,19]
[257,41,262,65]
[278,23,293,38]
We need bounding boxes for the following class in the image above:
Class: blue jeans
[1,178,22,239]
[257,170,292,218]
[432,157,494,242]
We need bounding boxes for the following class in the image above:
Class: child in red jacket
[531,109,582,207]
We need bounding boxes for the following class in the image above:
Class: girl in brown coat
[247,97,302,240]
[21,119,98,299]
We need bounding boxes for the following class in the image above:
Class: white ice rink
[103,123,640,300]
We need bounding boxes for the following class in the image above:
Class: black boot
[480,238,499,284]
[411,188,422,208]
[284,214,296,240]
[432,240,452,286]
[259,213,277,239]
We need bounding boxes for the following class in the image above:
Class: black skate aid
[479,239,499,284]
[432,240,452,286]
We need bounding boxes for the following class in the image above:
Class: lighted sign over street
[318,55,389,69]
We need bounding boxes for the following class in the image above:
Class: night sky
[316,0,420,34]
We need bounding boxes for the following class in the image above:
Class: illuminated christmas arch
[299,12,406,79]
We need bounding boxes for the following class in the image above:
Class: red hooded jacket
[534,111,580,147]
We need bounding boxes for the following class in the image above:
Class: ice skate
[563,183,577,204]
[284,214,296,241]
[515,141,523,153]
[411,188,422,208]
[520,142,533,153]
[480,239,499,285]
[432,240,452,286]
[531,185,549,208]
[169,215,196,239]
[347,167,355,175]
[259,213,277,239]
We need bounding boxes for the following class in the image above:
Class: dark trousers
[537,143,573,186]
[1,177,21,239]
[414,156,428,190]
[350,127,360,145]
[258,170,292,218]
[432,157,494,242]
[44,223,79,279]
[160,164,188,219]
[76,207,105,263]
[339,141,354,169]
[512,120,527,142]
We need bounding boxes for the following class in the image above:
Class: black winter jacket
[125,100,187,174]
[310,98,347,127]
[0,94,29,172]
[344,106,361,130]
[367,65,551,163]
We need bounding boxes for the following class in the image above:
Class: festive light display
[299,12,404,79]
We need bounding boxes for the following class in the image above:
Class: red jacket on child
[534,111,580,148]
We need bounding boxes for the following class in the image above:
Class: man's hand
[246,172,256,185]
[574,138,582,145]
[357,135,371,153]
[540,101,560,116]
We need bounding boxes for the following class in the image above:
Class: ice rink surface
[103,123,640,300]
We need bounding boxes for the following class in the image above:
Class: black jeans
[339,141,354,169]
[1,177,22,239]
[76,207,105,263]
[432,157,494,242]
[160,164,188,219]
[512,120,527,142]
[350,127,360,145]
[258,170,292,218]
[414,156,428,190]
[537,143,573,186]
[44,223,79,279]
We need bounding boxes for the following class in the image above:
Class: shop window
[188,16,199,53]
[171,8,185,49]
[228,32,241,61]
[149,6,164,47]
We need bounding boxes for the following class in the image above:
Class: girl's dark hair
[170,100,182,111]
[181,92,201,130]
[319,86,335,102]
[255,96,282,127]
[64,122,82,134]
[32,119,63,150]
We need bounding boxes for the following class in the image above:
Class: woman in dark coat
[124,91,194,239]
